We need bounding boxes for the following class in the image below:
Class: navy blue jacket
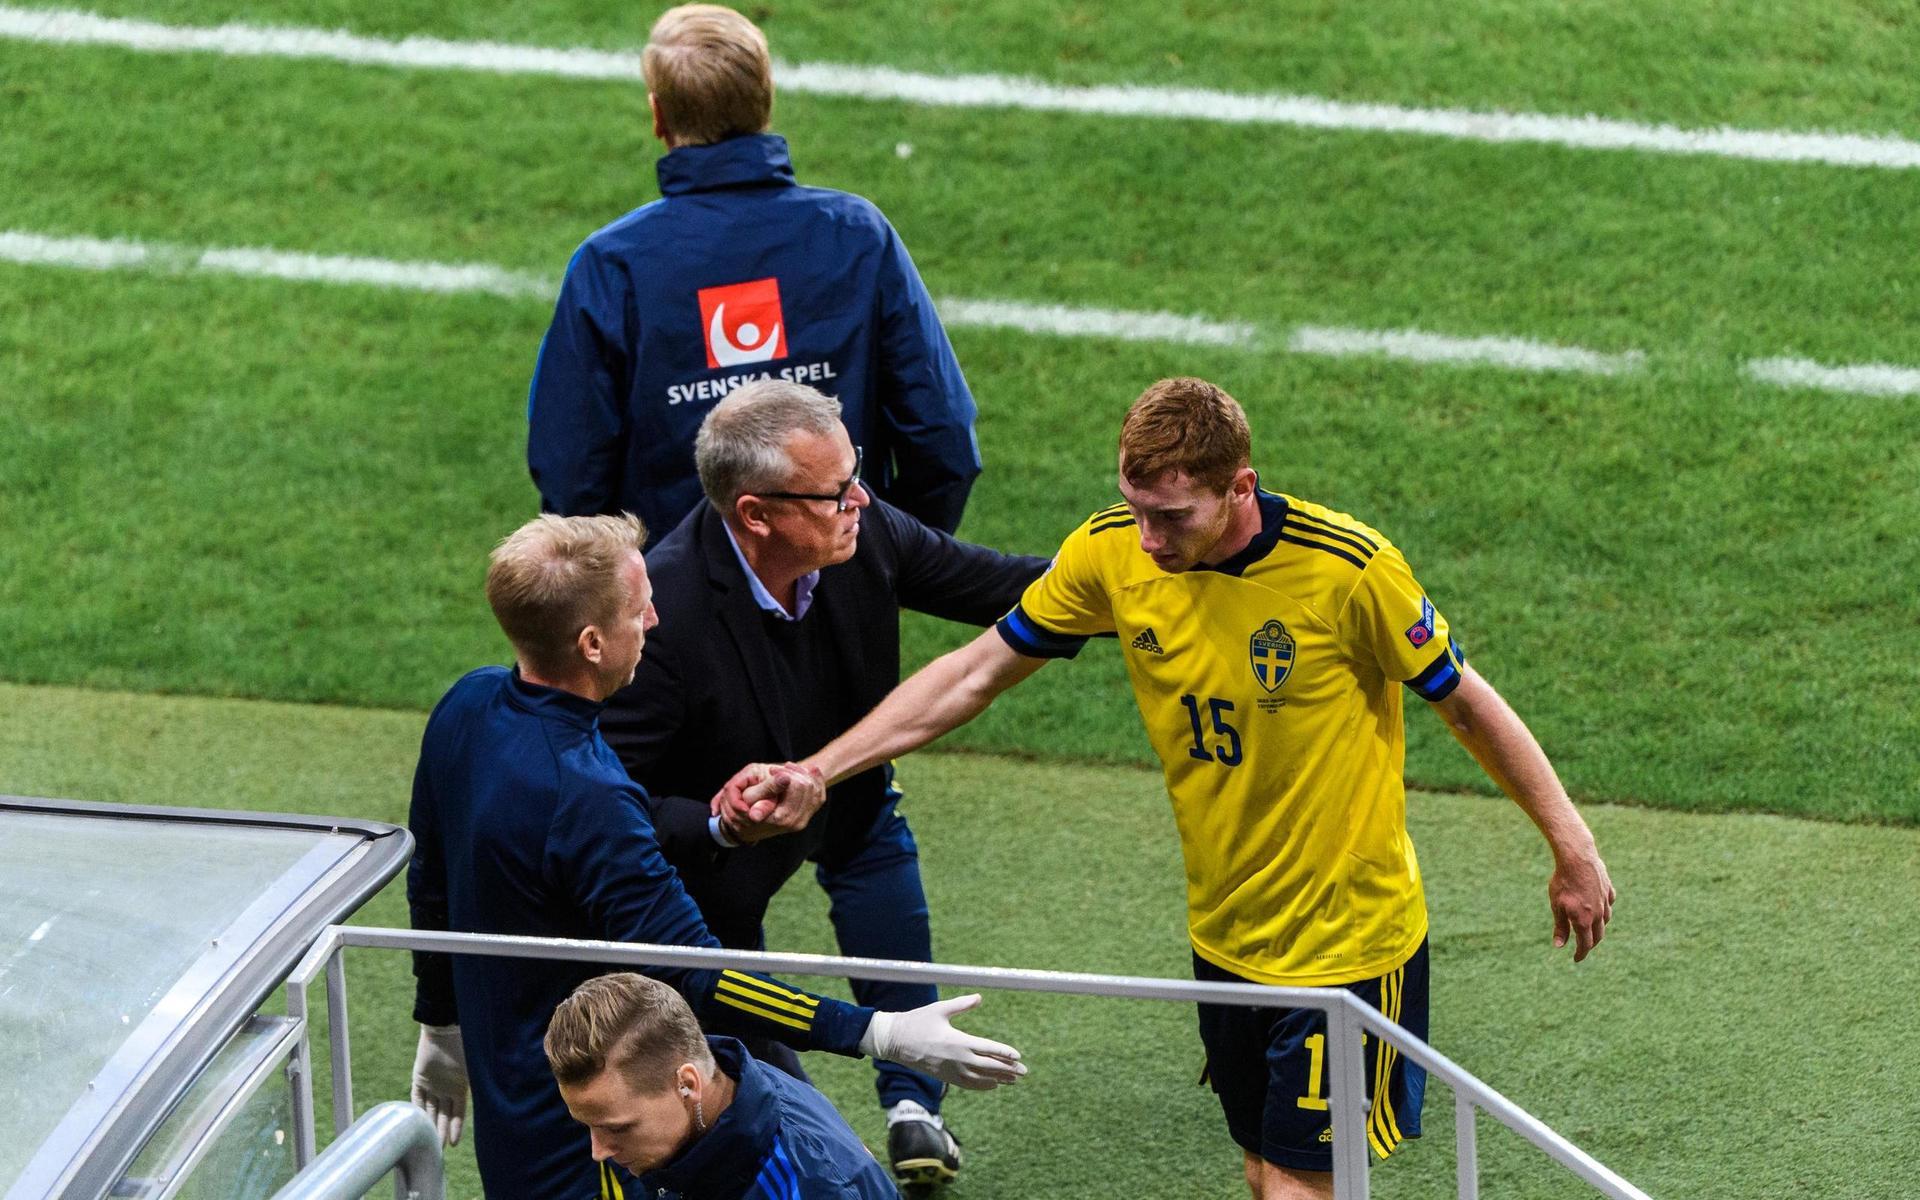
[407,667,875,1200]
[528,133,981,541]
[634,1037,899,1200]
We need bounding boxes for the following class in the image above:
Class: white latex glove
[858,994,1027,1091]
[410,1024,469,1146]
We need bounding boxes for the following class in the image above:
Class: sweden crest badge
[1249,619,1295,693]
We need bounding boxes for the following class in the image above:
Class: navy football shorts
[1193,940,1429,1172]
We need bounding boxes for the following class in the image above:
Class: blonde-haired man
[548,973,897,1198]
[529,3,980,546]
[406,513,1024,1200]
[741,378,1616,1199]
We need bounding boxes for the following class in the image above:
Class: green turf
[37,0,1920,138]
[6,680,1919,1198]
[4,6,1918,1193]
[5,16,1920,820]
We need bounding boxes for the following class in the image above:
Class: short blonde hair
[484,513,646,677]
[1118,377,1252,494]
[545,973,715,1093]
[642,4,774,147]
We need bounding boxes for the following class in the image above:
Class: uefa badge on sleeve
[1405,596,1436,648]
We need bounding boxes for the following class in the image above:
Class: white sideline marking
[1289,325,1645,376]
[1744,356,1920,397]
[5,5,1920,171]
[0,229,152,269]
[197,246,549,298]
[0,229,1252,348]
[940,298,1254,348]
[30,228,1915,389]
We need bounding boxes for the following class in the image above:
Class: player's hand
[410,1023,469,1146]
[711,762,826,843]
[858,994,1028,1090]
[1549,849,1615,962]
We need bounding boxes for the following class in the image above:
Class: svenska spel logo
[697,277,789,369]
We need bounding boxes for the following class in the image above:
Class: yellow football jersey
[997,490,1465,987]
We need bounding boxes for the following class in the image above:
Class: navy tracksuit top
[527,133,981,541]
[407,667,874,1200]
[629,1037,900,1200]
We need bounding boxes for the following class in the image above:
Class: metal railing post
[1456,1092,1479,1200]
[284,927,343,1167]
[272,1101,443,1200]
[1326,995,1371,1200]
[325,946,355,1136]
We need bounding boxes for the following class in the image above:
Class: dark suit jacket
[600,498,1048,938]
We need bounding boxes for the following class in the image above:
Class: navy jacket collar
[502,667,605,731]
[641,1037,777,1198]
[657,134,797,197]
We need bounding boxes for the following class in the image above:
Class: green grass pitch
[4,1,1920,1195]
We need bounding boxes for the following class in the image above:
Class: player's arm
[404,714,468,1146]
[1431,665,1615,962]
[559,782,1026,1089]
[804,627,1047,785]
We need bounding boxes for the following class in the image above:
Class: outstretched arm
[805,627,1046,785]
[1431,664,1615,961]
[722,629,1046,825]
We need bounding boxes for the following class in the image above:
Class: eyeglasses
[755,446,865,512]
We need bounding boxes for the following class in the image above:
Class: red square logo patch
[697,277,789,369]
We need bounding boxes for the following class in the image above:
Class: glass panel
[114,1018,298,1200]
[0,812,331,1189]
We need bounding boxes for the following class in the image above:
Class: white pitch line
[0,229,1252,348]
[1289,324,1645,377]
[0,229,153,270]
[196,245,550,297]
[940,298,1254,348]
[1,228,1660,371]
[1744,356,1920,397]
[53,228,1920,387]
[4,5,1920,171]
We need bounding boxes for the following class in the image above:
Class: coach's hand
[1550,848,1615,963]
[859,994,1028,1090]
[711,762,826,843]
[410,1023,469,1146]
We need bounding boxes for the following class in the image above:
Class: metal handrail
[270,1102,442,1200]
[287,925,1651,1200]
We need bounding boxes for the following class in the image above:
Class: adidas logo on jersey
[1130,627,1164,654]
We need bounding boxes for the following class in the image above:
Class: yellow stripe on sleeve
[721,969,822,1008]
[717,977,820,1021]
[714,988,813,1031]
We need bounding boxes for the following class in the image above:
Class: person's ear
[735,495,773,537]
[676,1062,702,1098]
[649,94,670,146]
[577,624,605,665]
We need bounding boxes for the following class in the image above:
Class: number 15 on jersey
[1180,694,1241,766]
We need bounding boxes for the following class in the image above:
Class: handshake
[709,760,828,845]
